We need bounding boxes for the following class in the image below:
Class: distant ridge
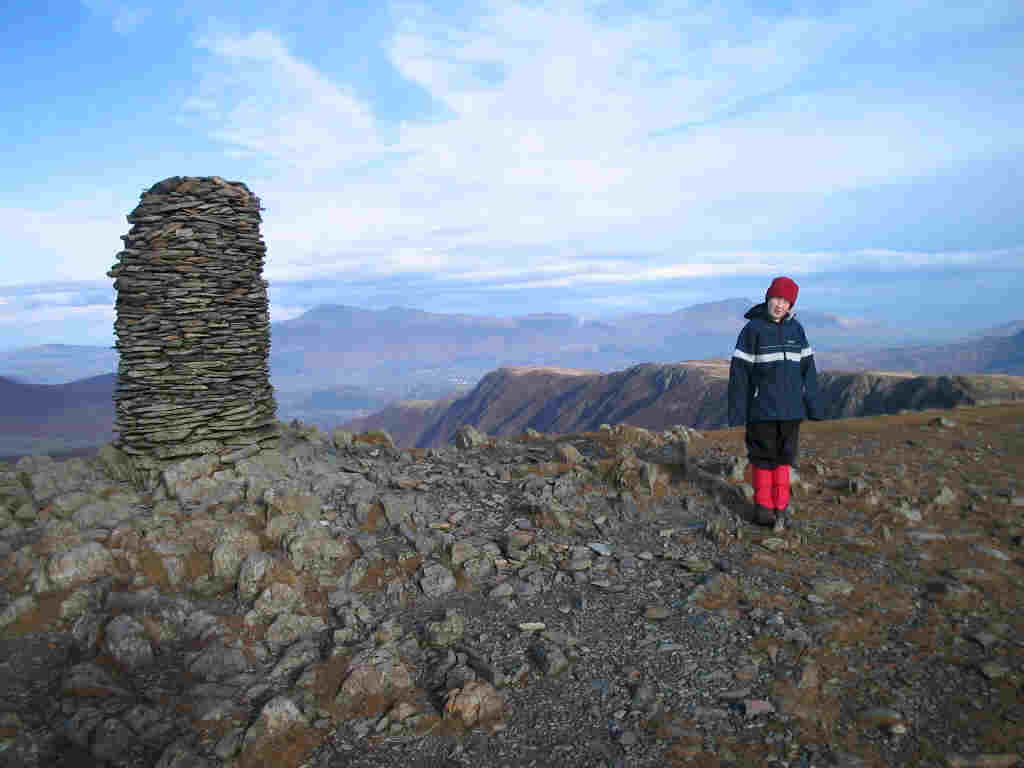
[0,344,118,385]
[0,373,116,458]
[346,363,1024,449]
[820,329,1024,375]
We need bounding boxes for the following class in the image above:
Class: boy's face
[767,296,791,321]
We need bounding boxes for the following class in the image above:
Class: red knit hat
[766,276,798,306]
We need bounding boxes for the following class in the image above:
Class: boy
[728,276,823,526]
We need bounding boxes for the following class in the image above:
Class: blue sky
[1,0,1022,350]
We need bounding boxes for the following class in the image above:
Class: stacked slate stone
[108,176,278,472]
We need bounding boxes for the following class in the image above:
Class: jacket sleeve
[800,328,824,420]
[728,324,755,426]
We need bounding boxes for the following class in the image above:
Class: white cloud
[193,30,379,173]
[0,283,115,348]
[0,303,114,345]
[0,203,124,286]
[268,304,308,323]
[182,3,1019,292]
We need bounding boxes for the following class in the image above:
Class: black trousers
[746,420,801,469]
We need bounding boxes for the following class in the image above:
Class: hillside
[343,395,460,449]
[349,363,1024,449]
[1,405,1022,767]
[820,330,1024,375]
[0,374,116,459]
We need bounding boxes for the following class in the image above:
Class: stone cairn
[108,176,278,478]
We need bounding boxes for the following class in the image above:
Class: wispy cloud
[191,29,380,173]
[0,202,126,286]
[181,1,1021,292]
[0,283,115,350]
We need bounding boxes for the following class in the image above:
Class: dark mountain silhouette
[343,396,461,448]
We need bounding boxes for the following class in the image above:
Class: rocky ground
[0,404,1022,768]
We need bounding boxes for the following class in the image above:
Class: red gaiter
[752,466,774,508]
[772,464,790,510]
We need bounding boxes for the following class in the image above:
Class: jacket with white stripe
[728,302,823,426]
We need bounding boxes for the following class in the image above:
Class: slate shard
[109,176,279,475]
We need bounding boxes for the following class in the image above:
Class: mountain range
[1,301,1022,458]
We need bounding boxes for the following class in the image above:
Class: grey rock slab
[420,563,457,597]
[188,642,251,681]
[379,493,415,527]
[0,595,36,629]
[63,706,105,749]
[91,717,139,763]
[122,704,167,736]
[426,609,466,648]
[214,727,246,760]
[285,526,360,573]
[488,582,516,600]
[62,662,132,699]
[44,541,115,592]
[247,582,302,624]
[191,697,247,722]
[155,739,217,768]
[104,614,155,671]
[49,491,95,519]
[242,696,308,751]
[462,556,496,582]
[237,551,277,602]
[269,639,321,680]
[450,537,501,567]
[211,524,262,585]
[265,613,327,652]
[336,646,414,708]
[72,500,136,529]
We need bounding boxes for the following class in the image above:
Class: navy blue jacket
[728,303,823,426]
